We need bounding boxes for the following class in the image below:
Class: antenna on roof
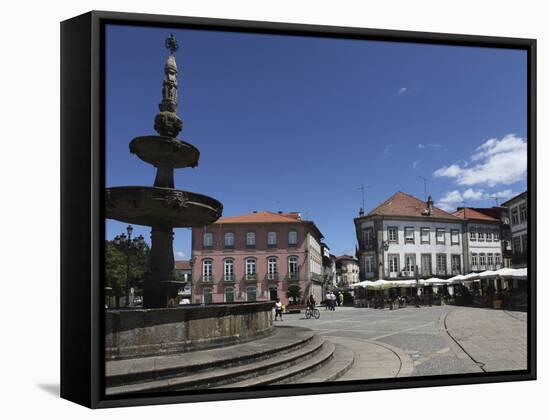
[418,176,428,201]
[358,184,370,213]
[488,195,500,206]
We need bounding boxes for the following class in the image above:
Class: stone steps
[106,326,354,396]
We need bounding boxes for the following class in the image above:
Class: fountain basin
[129,136,200,168]
[105,186,222,227]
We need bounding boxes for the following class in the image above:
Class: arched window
[288,230,298,246]
[288,256,298,280]
[224,287,234,303]
[224,232,235,248]
[203,288,213,304]
[245,258,257,281]
[267,257,278,280]
[246,286,257,302]
[202,259,213,281]
[223,258,234,281]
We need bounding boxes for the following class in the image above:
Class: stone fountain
[106,34,223,308]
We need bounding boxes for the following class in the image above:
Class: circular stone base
[105,186,222,227]
[129,136,200,168]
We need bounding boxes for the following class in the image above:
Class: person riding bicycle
[307,294,316,311]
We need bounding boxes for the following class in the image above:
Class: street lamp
[113,225,145,307]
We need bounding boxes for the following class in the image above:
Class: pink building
[191,211,325,305]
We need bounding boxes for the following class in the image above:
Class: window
[513,237,521,255]
[404,254,416,272]
[388,227,398,242]
[288,230,298,246]
[451,255,461,274]
[224,287,234,303]
[203,288,212,304]
[479,253,486,268]
[246,286,256,302]
[494,230,500,241]
[267,231,277,247]
[436,254,447,274]
[224,232,234,248]
[511,208,519,225]
[469,229,476,241]
[288,256,298,273]
[404,227,415,244]
[451,229,460,245]
[245,258,256,280]
[223,259,234,281]
[485,231,492,241]
[522,235,528,255]
[421,254,432,276]
[246,232,256,248]
[471,253,478,270]
[487,253,493,269]
[495,254,501,268]
[364,255,374,273]
[267,257,278,279]
[203,232,213,248]
[202,259,213,280]
[477,230,484,242]
[421,228,430,244]
[520,204,527,223]
[388,254,399,273]
[436,229,445,244]
[363,228,374,247]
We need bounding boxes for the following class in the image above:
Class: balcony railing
[222,274,235,283]
[265,273,279,282]
[200,275,214,284]
[243,273,258,282]
[285,272,299,282]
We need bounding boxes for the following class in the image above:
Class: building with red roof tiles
[452,207,508,273]
[191,211,326,305]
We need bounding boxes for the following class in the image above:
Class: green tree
[286,284,302,305]
[105,240,150,307]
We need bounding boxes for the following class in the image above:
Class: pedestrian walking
[338,292,344,307]
[274,298,283,321]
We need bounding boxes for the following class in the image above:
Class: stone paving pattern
[282,305,527,379]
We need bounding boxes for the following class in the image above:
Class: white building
[355,192,466,281]
[501,191,528,268]
[336,255,360,289]
[452,208,503,272]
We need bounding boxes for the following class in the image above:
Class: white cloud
[412,160,420,169]
[418,143,442,149]
[397,87,407,95]
[433,134,527,187]
[174,251,186,259]
[382,143,393,155]
[436,188,485,211]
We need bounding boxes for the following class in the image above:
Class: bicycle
[305,306,320,319]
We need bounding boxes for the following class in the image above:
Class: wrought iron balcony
[285,272,299,282]
[222,274,235,283]
[200,275,214,284]
[265,273,279,282]
[243,273,258,282]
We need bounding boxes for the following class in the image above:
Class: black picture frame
[61,10,536,409]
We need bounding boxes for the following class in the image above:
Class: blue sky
[105,24,527,258]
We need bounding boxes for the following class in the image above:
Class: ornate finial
[154,34,183,138]
[165,33,179,55]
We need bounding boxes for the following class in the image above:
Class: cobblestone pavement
[281,304,527,378]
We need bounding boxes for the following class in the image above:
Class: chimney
[277,211,283,214]
[359,207,365,216]
[427,196,434,216]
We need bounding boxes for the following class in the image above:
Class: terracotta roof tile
[214,211,302,224]
[366,191,461,221]
[453,208,500,222]
[175,260,191,270]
